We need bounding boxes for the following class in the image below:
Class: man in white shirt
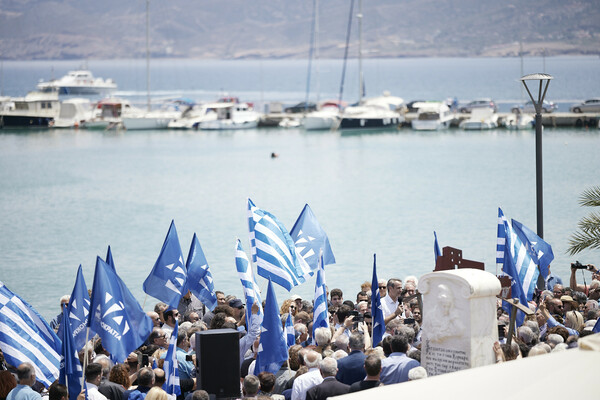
[381,279,404,324]
[84,363,108,400]
[291,351,323,400]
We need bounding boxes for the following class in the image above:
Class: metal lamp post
[520,73,553,290]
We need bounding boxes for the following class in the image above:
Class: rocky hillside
[0,0,598,60]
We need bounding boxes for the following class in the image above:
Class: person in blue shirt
[545,266,563,291]
[379,335,420,385]
[6,363,41,400]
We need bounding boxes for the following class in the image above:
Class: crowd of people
[1,263,598,400]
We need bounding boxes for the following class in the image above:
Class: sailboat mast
[315,0,320,104]
[357,0,363,105]
[146,0,151,111]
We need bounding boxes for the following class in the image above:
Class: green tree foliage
[568,186,600,255]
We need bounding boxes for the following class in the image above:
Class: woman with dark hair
[0,371,17,400]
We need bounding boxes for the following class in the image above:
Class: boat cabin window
[15,102,28,110]
[418,112,440,120]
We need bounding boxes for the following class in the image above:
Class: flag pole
[80,326,90,387]
[142,293,148,310]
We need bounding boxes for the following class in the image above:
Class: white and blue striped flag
[497,208,540,301]
[496,208,508,270]
[247,198,313,291]
[285,311,295,348]
[312,254,329,341]
[0,282,62,387]
[235,239,263,325]
[162,322,181,396]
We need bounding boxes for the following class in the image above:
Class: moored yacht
[411,102,454,131]
[0,91,60,128]
[199,99,259,130]
[53,98,94,128]
[37,70,117,96]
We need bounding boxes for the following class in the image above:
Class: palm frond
[567,230,600,255]
[579,186,600,207]
[577,212,600,234]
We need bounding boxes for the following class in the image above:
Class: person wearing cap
[291,295,303,312]
[560,295,578,313]
[229,298,245,324]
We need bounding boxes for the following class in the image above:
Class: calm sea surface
[1,57,599,321]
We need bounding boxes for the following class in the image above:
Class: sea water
[0,57,599,321]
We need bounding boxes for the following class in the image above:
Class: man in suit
[335,332,366,385]
[349,355,383,392]
[306,357,349,400]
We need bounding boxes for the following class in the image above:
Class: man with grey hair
[407,366,427,380]
[291,351,323,400]
[95,355,125,400]
[335,332,366,385]
[6,363,41,400]
[306,358,349,400]
[546,333,564,349]
[517,326,536,346]
[242,375,260,399]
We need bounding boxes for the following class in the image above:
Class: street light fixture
[520,73,553,290]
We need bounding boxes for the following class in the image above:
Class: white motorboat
[168,103,217,129]
[82,98,130,130]
[411,102,454,131]
[0,91,60,129]
[504,111,534,130]
[304,106,340,130]
[37,70,117,95]
[53,98,94,128]
[199,101,259,130]
[459,107,498,130]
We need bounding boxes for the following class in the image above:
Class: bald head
[304,350,322,369]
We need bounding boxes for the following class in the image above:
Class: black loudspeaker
[195,328,240,398]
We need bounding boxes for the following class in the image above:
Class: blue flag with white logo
[255,279,288,375]
[511,219,554,279]
[57,265,93,351]
[59,305,82,400]
[162,323,181,396]
[0,282,62,387]
[290,204,335,271]
[312,255,329,341]
[143,220,187,309]
[248,198,313,291]
[184,234,217,311]
[434,231,441,263]
[89,257,153,362]
[371,254,385,346]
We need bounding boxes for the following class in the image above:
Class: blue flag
[184,234,217,311]
[0,282,62,387]
[593,318,600,334]
[59,305,82,400]
[312,255,329,341]
[105,246,116,271]
[285,312,295,348]
[89,257,153,362]
[255,279,288,375]
[511,219,554,279]
[58,265,93,351]
[290,204,336,270]
[235,240,263,326]
[162,323,181,396]
[434,231,441,263]
[371,254,385,346]
[248,198,313,291]
[143,220,187,309]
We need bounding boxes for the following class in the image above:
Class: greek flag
[0,282,61,387]
[143,220,187,309]
[235,239,263,325]
[247,198,313,291]
[162,323,181,396]
[255,279,288,375]
[57,265,93,351]
[58,305,82,400]
[371,254,385,346]
[285,312,295,348]
[184,233,218,311]
[496,208,508,268]
[434,231,441,263]
[89,257,154,362]
[511,219,554,279]
[290,204,336,271]
[497,208,531,327]
[312,254,329,341]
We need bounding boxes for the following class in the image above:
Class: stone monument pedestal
[419,268,501,376]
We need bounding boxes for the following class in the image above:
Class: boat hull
[339,116,400,130]
[122,116,171,130]
[0,114,53,129]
